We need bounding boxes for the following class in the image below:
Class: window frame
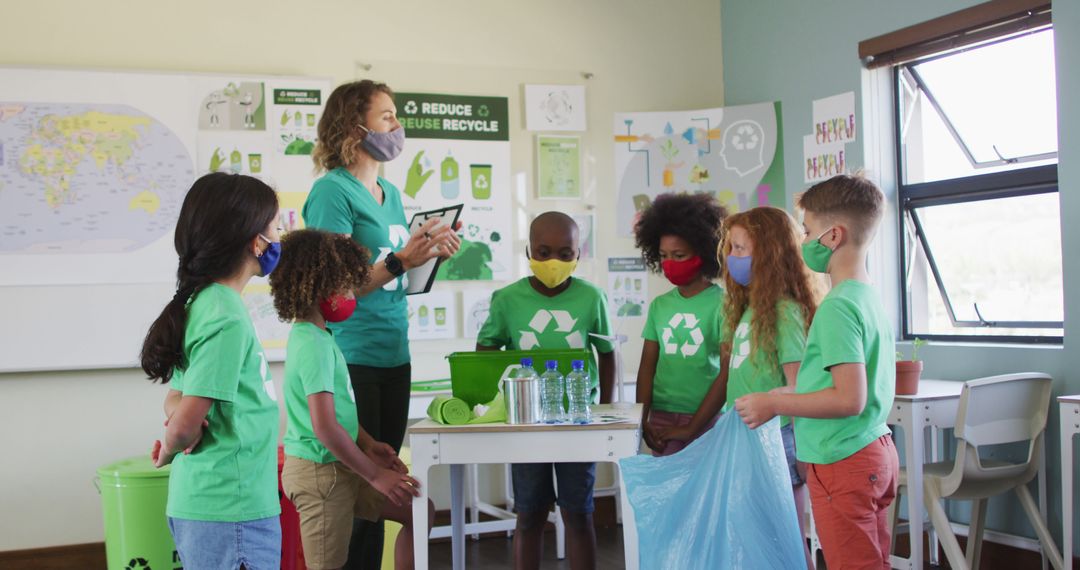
[893,60,1062,344]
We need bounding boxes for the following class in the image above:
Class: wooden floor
[429,526,626,570]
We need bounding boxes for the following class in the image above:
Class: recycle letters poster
[384,93,511,281]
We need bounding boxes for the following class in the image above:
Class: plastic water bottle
[540,360,566,424]
[566,359,591,424]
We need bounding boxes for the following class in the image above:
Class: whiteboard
[0,66,331,372]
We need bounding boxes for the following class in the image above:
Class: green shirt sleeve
[296,333,335,396]
[303,178,354,235]
[816,297,866,369]
[642,297,659,342]
[181,315,246,402]
[776,301,808,365]
[590,290,615,353]
[476,289,509,349]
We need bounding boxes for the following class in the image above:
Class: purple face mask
[359,124,405,162]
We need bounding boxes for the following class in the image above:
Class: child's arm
[659,342,731,443]
[308,392,421,506]
[356,427,407,474]
[735,362,867,428]
[597,350,616,404]
[635,341,664,451]
[153,394,213,467]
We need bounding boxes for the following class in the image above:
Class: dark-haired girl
[141,172,282,570]
[633,192,728,456]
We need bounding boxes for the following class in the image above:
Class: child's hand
[364,441,408,474]
[151,440,176,468]
[642,421,664,452]
[164,414,209,455]
[371,468,421,507]
[734,392,776,429]
[658,425,693,444]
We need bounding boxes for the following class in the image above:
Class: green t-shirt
[283,322,359,464]
[477,277,615,394]
[725,300,808,426]
[641,284,725,414]
[302,168,410,367]
[794,280,896,464]
[167,283,280,522]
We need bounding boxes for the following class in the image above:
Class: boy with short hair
[734,174,899,570]
[477,211,615,570]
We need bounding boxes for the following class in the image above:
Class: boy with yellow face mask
[477,211,615,570]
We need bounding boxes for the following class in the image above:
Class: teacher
[302,80,459,569]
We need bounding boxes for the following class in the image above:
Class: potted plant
[895,338,926,395]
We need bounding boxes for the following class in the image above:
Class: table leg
[928,425,940,566]
[618,463,639,570]
[411,435,436,570]
[1062,408,1074,570]
[1039,436,1049,570]
[451,464,466,570]
[905,407,927,570]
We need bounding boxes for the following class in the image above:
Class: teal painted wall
[722,0,1079,549]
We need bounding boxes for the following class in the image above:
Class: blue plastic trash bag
[620,414,804,569]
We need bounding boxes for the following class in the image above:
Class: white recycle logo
[730,322,751,369]
[378,225,412,292]
[474,174,489,189]
[404,100,418,114]
[519,310,584,350]
[662,313,704,357]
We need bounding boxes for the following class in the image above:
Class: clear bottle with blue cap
[540,359,567,423]
[566,359,591,424]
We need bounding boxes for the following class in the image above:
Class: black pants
[344,362,411,570]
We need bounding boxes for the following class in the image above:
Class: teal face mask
[801,228,835,273]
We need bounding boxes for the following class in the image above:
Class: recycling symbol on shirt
[662,313,704,357]
[519,310,584,350]
[730,322,751,369]
[403,100,418,114]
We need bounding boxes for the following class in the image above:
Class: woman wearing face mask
[632,193,728,456]
[142,173,283,570]
[302,80,460,568]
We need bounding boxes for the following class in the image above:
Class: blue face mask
[359,124,405,162]
[257,234,281,276]
[726,254,752,286]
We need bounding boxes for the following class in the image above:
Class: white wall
[0,0,724,550]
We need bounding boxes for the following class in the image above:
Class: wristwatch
[384,251,406,277]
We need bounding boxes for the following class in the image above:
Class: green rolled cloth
[468,392,507,424]
[427,395,472,425]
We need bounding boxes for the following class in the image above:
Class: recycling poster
[384,92,512,281]
[607,257,648,318]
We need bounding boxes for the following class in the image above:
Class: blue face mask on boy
[257,234,281,276]
[726,254,752,286]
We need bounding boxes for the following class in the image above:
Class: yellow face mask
[529,258,578,289]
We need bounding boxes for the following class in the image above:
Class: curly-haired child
[633,192,728,456]
[270,229,432,570]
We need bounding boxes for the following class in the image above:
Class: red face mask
[661,256,703,286]
[319,295,357,323]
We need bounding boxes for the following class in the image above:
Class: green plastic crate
[447,349,591,407]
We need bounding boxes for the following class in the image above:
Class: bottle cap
[520,357,533,367]
[572,359,584,369]
[546,360,558,369]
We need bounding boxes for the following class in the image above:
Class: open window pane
[906,192,1063,338]
[900,28,1058,185]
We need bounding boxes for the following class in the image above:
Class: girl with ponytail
[140,172,284,570]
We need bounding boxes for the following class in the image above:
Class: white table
[889,379,963,570]
[1061,395,1080,570]
[407,403,643,570]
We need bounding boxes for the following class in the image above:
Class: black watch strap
[385,252,406,277]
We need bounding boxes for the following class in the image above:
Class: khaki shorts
[282,455,386,570]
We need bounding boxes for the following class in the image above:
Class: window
[895,25,1062,342]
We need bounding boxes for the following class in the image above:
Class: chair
[892,373,1063,570]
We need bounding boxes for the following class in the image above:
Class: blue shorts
[168,516,281,570]
[781,422,805,486]
[511,462,596,514]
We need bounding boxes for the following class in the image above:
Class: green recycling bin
[97,456,178,570]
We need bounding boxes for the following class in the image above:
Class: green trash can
[97,456,179,570]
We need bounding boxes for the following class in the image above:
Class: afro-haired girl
[633,192,728,456]
[270,228,433,570]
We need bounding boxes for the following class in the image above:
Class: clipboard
[405,204,463,295]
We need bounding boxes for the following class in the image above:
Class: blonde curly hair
[312,80,394,173]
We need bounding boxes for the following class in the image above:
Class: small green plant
[896,338,927,361]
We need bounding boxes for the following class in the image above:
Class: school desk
[1060,395,1080,570]
[406,403,643,570]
